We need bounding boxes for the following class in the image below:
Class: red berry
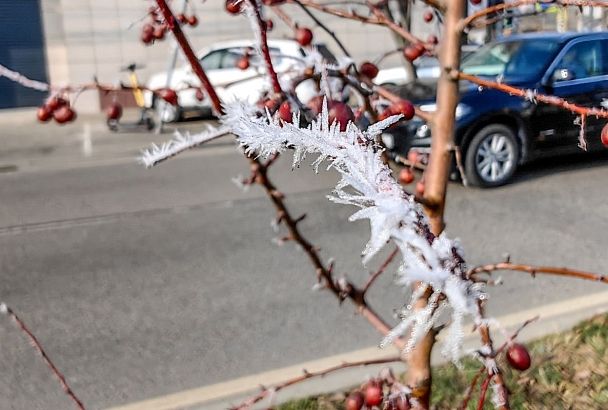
[328,101,354,132]
[601,123,608,147]
[158,88,178,105]
[142,23,154,35]
[46,96,67,112]
[345,391,365,410]
[386,396,410,410]
[261,98,280,112]
[187,15,198,27]
[37,106,52,122]
[399,168,415,184]
[176,13,187,24]
[507,343,531,371]
[237,56,250,70]
[364,382,383,407]
[106,102,123,120]
[306,97,354,131]
[359,61,379,79]
[423,10,434,23]
[295,27,313,46]
[390,99,415,120]
[53,105,76,124]
[225,0,242,14]
[278,101,292,123]
[405,43,425,62]
[306,95,324,115]
[141,30,154,44]
[427,34,439,45]
[195,88,205,101]
[153,25,165,40]
[265,19,274,31]
[415,180,425,196]
[407,150,418,164]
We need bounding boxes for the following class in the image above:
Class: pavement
[0,110,607,410]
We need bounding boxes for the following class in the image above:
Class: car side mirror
[552,68,575,82]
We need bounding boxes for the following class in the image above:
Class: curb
[105,290,608,410]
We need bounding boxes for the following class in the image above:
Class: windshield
[461,39,560,80]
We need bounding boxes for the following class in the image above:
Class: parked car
[144,39,338,122]
[382,32,608,187]
[374,45,479,86]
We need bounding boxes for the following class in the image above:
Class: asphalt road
[0,118,607,409]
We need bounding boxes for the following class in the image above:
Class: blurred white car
[144,39,338,122]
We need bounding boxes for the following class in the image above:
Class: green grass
[278,314,608,410]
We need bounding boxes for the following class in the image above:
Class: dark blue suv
[384,32,608,187]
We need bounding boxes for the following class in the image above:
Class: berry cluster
[37,96,76,125]
[141,7,198,45]
[345,379,409,410]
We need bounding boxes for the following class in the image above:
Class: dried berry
[53,105,76,124]
[507,343,531,371]
[345,391,365,410]
[364,382,383,407]
[158,88,178,105]
[106,102,123,120]
[399,168,415,184]
[359,61,379,79]
[296,27,313,46]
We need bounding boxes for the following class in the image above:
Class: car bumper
[381,117,432,156]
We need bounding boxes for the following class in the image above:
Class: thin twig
[468,262,608,284]
[0,303,85,410]
[292,0,352,57]
[362,246,399,294]
[231,355,402,409]
[247,0,284,95]
[477,374,493,410]
[453,145,468,187]
[250,157,405,347]
[456,71,608,119]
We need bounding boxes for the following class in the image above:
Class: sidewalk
[0,108,227,173]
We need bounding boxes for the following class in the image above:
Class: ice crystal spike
[139,126,229,167]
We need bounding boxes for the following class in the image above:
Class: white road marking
[106,290,608,410]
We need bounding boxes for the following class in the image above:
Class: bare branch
[468,262,608,284]
[0,303,85,410]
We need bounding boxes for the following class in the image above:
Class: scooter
[107,63,155,132]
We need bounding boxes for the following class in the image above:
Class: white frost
[222,99,485,359]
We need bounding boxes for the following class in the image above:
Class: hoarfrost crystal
[223,99,485,360]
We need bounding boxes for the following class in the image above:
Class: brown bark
[405,1,467,407]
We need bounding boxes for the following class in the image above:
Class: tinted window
[554,40,608,81]
[221,49,242,69]
[200,50,223,70]
[462,39,560,79]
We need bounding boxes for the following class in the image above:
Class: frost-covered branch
[0,63,49,92]
[139,126,230,167]
[224,99,485,361]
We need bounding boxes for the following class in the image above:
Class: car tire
[464,124,519,188]
[154,97,181,123]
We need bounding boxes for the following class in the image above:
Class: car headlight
[419,103,471,119]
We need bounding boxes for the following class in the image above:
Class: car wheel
[464,124,519,187]
[154,98,181,123]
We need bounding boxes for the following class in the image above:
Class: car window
[200,50,223,70]
[554,40,607,81]
[462,39,559,79]
[221,49,243,69]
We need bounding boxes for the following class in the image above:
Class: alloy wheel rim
[475,133,515,183]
